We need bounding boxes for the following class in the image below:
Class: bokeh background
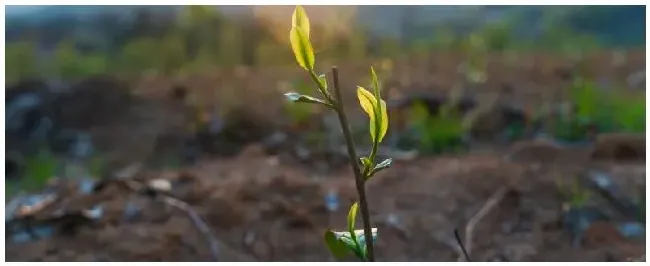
[5,5,646,262]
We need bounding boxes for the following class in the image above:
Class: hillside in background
[6,5,646,49]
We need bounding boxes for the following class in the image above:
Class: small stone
[83,205,104,220]
[616,222,645,239]
[148,179,172,193]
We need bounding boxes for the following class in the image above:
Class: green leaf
[334,232,358,250]
[378,99,389,143]
[369,158,392,177]
[370,66,381,99]
[357,86,376,118]
[289,6,314,71]
[347,202,359,241]
[324,230,350,260]
[290,26,315,71]
[292,6,310,38]
[357,86,388,143]
[369,66,389,144]
[284,92,332,108]
[317,74,328,90]
[333,228,379,261]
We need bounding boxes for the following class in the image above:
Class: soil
[5,50,646,262]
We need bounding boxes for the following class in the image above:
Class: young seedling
[283,6,391,262]
[556,175,591,209]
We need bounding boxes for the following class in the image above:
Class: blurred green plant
[6,150,59,196]
[51,39,109,81]
[403,100,466,154]
[476,21,515,53]
[552,116,593,143]
[5,41,38,84]
[429,26,459,52]
[610,93,645,133]
[216,21,244,67]
[556,175,591,209]
[159,32,189,76]
[377,37,402,59]
[459,32,488,85]
[87,155,107,178]
[553,77,645,141]
[284,6,390,261]
[118,37,163,76]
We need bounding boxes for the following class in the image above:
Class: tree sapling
[283,6,392,262]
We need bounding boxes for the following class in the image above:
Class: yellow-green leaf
[378,98,388,143]
[347,202,359,244]
[371,66,388,143]
[289,26,315,70]
[370,66,380,99]
[324,230,350,260]
[357,86,378,141]
[292,6,310,38]
[357,86,377,118]
[356,86,388,143]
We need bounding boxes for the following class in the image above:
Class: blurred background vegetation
[4,5,646,195]
[5,5,646,84]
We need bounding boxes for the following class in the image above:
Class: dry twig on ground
[460,186,508,261]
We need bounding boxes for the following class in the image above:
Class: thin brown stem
[330,66,375,262]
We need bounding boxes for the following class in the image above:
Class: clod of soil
[591,133,645,162]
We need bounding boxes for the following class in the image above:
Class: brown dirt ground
[5,50,646,261]
[5,150,646,261]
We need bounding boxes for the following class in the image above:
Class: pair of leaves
[357,67,389,144]
[290,6,315,71]
[360,157,393,180]
[284,73,332,108]
[324,202,378,261]
[284,92,333,108]
[324,228,378,261]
